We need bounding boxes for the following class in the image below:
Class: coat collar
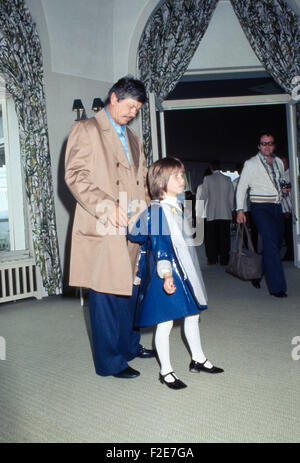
[94,108,139,172]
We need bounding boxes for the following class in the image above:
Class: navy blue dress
[128,202,207,327]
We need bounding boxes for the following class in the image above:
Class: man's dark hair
[210,160,221,171]
[105,75,147,106]
[258,130,276,145]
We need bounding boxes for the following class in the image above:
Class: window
[0,85,28,257]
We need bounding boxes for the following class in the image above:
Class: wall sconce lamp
[92,98,104,112]
[72,98,104,120]
[72,99,86,121]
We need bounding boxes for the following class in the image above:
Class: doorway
[164,104,288,191]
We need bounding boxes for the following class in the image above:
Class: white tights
[155,314,212,380]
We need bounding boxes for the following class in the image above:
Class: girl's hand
[163,275,176,294]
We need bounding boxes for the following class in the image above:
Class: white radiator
[0,258,42,303]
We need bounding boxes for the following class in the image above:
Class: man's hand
[108,204,129,228]
[163,274,176,294]
[236,210,247,224]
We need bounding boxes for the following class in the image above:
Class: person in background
[195,167,212,224]
[200,160,234,266]
[236,131,289,298]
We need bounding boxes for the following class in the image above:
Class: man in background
[236,131,288,297]
[200,160,234,266]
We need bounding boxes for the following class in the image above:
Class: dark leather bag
[226,223,263,281]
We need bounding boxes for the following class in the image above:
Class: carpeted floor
[0,250,299,443]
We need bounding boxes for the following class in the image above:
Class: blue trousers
[250,202,286,294]
[89,286,141,376]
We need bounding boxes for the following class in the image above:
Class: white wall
[42,0,114,81]
[188,0,300,71]
[188,0,262,71]
[113,0,157,81]
[37,0,154,82]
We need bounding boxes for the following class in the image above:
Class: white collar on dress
[161,196,182,212]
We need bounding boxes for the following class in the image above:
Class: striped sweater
[236,153,284,210]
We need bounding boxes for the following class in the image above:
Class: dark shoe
[207,261,217,265]
[251,279,261,289]
[189,359,224,374]
[136,346,155,359]
[271,291,287,298]
[113,366,140,379]
[159,371,187,390]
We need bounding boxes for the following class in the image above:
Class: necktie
[116,126,131,165]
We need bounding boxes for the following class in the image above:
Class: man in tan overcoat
[65,76,154,378]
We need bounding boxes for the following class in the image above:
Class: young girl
[128,157,223,389]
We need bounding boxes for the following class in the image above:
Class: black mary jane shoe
[271,291,287,298]
[159,372,187,390]
[189,359,224,374]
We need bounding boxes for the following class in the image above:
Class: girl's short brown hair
[147,157,184,200]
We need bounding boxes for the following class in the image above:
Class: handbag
[226,223,263,281]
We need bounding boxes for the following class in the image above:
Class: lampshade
[92,98,104,111]
[72,99,84,111]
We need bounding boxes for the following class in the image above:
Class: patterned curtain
[230,0,300,159]
[0,0,62,295]
[138,0,218,164]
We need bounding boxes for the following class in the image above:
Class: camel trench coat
[65,109,148,295]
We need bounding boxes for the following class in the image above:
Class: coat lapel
[94,109,130,169]
[126,128,140,174]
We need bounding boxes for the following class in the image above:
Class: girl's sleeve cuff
[157,260,172,279]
